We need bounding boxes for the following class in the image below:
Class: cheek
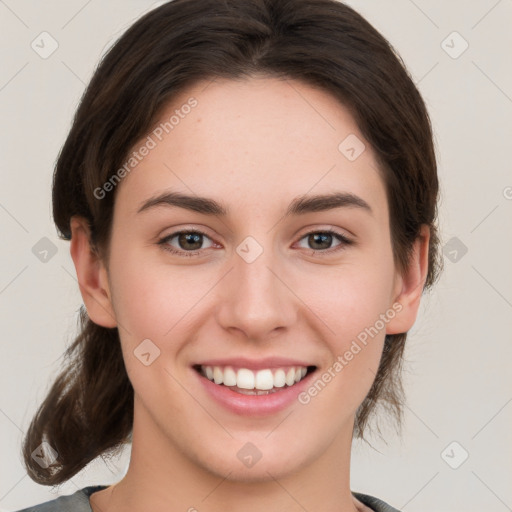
[112,273,166,338]
[311,256,395,339]
[109,243,175,323]
[108,248,216,350]
[300,281,389,425]
[307,257,394,397]
[108,260,196,403]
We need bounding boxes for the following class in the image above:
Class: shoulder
[12,485,108,512]
[14,487,398,512]
[352,491,403,512]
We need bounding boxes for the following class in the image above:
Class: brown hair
[22,0,442,485]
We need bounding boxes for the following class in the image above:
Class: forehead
[114,76,387,220]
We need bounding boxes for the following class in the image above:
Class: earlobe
[386,225,430,335]
[69,216,117,328]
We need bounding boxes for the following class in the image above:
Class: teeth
[285,368,296,386]
[223,366,237,386]
[237,368,255,389]
[213,366,223,385]
[200,365,310,391]
[273,369,286,388]
[255,369,273,390]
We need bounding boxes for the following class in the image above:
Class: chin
[195,441,312,483]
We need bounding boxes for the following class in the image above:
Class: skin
[71,76,429,512]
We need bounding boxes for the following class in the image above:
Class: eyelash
[157,228,353,258]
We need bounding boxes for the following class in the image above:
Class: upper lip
[193,357,316,371]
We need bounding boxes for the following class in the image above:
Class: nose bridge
[216,237,296,339]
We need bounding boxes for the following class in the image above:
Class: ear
[69,216,117,328]
[386,225,430,335]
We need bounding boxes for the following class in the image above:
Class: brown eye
[158,230,215,256]
[177,232,203,250]
[296,230,353,254]
[307,232,334,250]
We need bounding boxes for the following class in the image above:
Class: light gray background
[1,1,511,511]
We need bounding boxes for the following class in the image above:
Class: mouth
[192,364,317,396]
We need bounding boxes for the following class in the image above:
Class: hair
[22,0,443,486]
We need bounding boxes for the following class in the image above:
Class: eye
[296,230,353,254]
[157,228,353,258]
[158,229,214,257]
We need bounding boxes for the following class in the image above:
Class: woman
[17,0,442,511]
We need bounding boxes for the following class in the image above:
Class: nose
[215,242,298,342]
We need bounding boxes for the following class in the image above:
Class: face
[91,76,408,481]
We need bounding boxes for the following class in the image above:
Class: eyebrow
[137,190,372,217]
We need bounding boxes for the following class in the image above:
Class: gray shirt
[14,485,402,512]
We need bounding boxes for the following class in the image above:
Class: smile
[194,364,316,395]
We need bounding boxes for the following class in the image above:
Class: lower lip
[194,368,316,416]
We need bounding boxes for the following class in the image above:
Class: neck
[90,396,363,512]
